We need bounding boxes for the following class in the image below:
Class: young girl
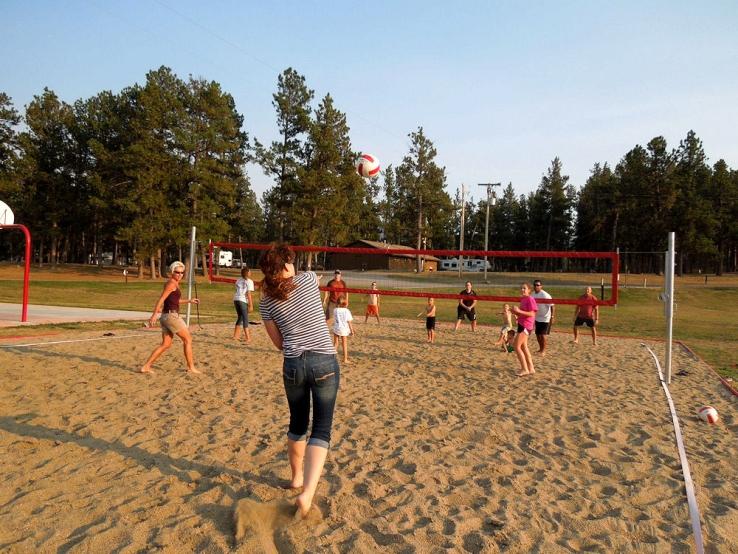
[417,297,437,343]
[494,303,516,352]
[332,296,355,363]
[232,267,254,343]
[512,283,538,376]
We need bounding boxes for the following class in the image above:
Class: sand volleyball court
[0,319,736,553]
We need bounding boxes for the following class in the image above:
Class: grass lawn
[1,263,736,380]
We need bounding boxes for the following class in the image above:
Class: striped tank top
[259,272,336,358]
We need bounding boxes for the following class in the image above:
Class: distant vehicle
[439,257,490,272]
[218,250,233,267]
[440,258,459,271]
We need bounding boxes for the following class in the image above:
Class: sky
[2,0,737,204]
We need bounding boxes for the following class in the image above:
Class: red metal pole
[0,224,31,322]
[20,225,30,322]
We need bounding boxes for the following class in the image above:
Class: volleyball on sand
[356,153,380,178]
[697,405,719,424]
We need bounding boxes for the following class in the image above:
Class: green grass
[0,269,735,380]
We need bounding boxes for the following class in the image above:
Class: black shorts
[457,305,476,321]
[535,321,551,335]
[574,317,595,327]
[516,323,530,336]
[426,316,436,330]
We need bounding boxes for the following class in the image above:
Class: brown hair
[240,267,250,279]
[259,244,297,301]
[338,295,348,307]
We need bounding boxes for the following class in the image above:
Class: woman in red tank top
[141,261,201,374]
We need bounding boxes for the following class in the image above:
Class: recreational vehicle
[439,258,491,272]
[218,250,233,267]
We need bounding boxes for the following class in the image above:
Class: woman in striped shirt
[259,244,340,518]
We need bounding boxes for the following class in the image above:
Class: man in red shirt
[323,270,347,322]
[573,286,599,345]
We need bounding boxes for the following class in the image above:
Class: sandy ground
[0,319,736,553]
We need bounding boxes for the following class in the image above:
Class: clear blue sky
[2,1,737,203]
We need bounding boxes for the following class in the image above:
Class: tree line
[1,66,736,277]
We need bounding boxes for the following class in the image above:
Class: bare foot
[139,367,155,374]
[295,494,311,518]
[517,371,534,377]
[572,340,579,344]
[187,367,202,374]
[281,480,303,490]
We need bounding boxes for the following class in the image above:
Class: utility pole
[459,184,466,279]
[477,182,501,282]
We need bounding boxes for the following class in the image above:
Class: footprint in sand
[233,497,321,552]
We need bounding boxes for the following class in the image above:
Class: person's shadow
[2,346,134,373]
[0,414,281,545]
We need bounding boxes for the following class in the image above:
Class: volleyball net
[208,241,619,307]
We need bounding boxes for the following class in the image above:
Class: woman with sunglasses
[140,261,201,374]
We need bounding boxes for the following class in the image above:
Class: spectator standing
[233,267,255,343]
[532,280,555,356]
[365,281,380,324]
[323,270,347,323]
[453,281,478,332]
[573,286,599,345]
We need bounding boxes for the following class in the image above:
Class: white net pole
[186,226,197,326]
[664,232,675,384]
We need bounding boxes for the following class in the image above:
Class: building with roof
[331,239,440,272]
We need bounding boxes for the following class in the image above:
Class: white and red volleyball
[697,406,719,424]
[356,153,380,178]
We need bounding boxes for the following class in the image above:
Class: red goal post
[0,224,31,322]
[208,241,619,307]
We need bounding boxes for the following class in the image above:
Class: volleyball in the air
[697,405,719,424]
[356,153,380,178]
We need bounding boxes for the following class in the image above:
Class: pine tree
[18,88,78,265]
[671,131,715,273]
[395,127,453,269]
[255,68,313,242]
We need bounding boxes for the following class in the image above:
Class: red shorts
[366,304,379,316]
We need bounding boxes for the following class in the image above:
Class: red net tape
[209,242,619,306]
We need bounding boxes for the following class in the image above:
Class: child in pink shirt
[512,283,538,376]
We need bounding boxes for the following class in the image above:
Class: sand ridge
[0,319,736,553]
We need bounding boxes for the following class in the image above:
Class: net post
[20,225,30,322]
[186,226,196,327]
[664,232,676,384]
[0,224,31,322]
[208,240,214,284]
[614,248,620,307]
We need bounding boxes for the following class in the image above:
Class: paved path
[0,303,151,327]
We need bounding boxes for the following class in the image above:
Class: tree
[0,93,21,221]
[18,88,78,265]
[378,164,397,242]
[527,157,576,270]
[115,68,187,278]
[177,76,251,274]
[255,68,314,242]
[709,160,737,274]
[671,131,715,274]
[490,183,519,251]
[395,127,453,270]
[292,94,350,264]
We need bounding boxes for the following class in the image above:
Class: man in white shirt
[532,280,555,356]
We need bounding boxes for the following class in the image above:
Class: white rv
[439,257,490,272]
[440,258,459,271]
[218,250,233,267]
